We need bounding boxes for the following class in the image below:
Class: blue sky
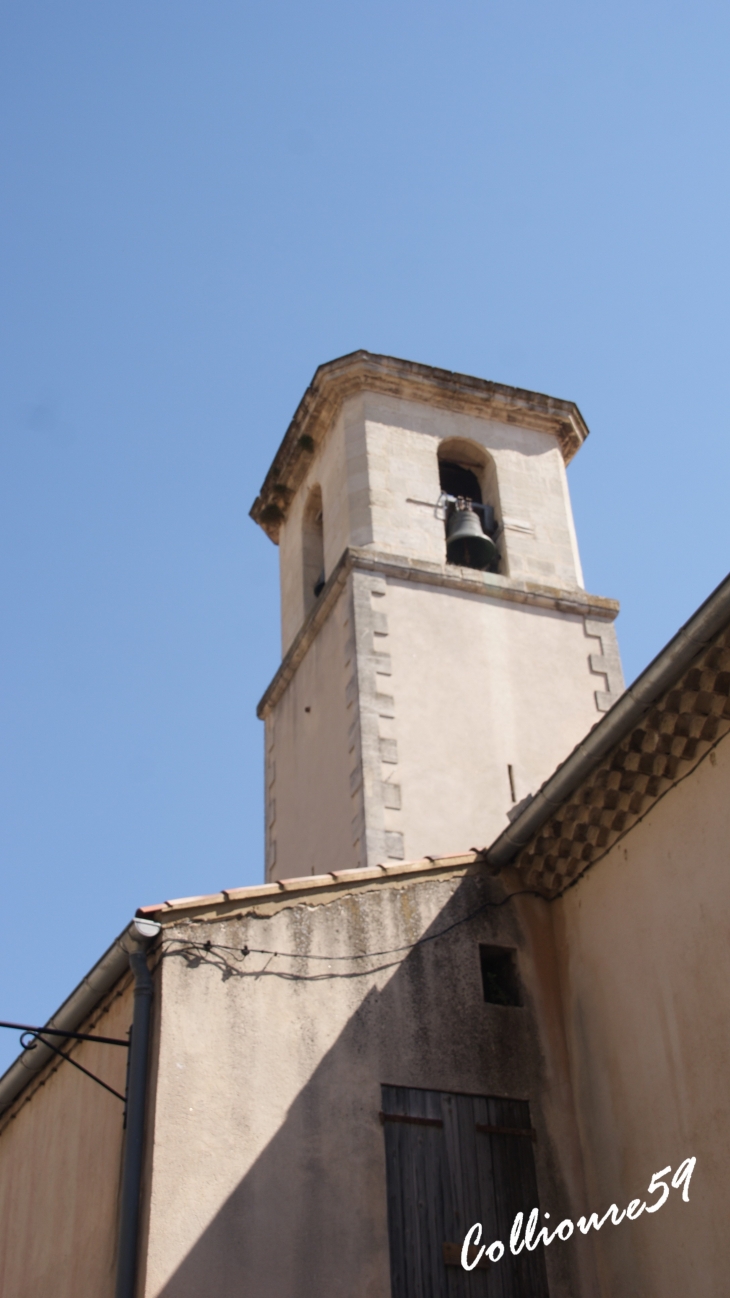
[1,0,728,1069]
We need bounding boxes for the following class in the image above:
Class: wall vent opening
[479,945,521,1006]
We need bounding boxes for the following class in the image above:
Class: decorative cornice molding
[250,351,590,542]
[484,571,730,895]
[256,545,619,720]
[505,623,730,899]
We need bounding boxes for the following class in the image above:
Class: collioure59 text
[460,1156,696,1270]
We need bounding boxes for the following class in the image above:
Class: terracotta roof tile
[135,851,483,922]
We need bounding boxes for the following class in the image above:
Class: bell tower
[251,352,623,880]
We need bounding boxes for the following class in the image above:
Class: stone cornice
[250,351,590,542]
[256,545,619,720]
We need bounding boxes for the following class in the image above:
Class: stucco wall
[278,404,351,655]
[265,582,355,880]
[381,577,613,862]
[266,382,617,881]
[358,392,584,590]
[267,561,620,880]
[554,730,730,1296]
[141,868,597,1298]
[0,978,133,1298]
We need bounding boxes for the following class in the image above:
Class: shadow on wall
[148,875,591,1298]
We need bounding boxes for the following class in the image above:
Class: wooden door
[381,1086,550,1298]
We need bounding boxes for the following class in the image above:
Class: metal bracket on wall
[0,1019,129,1104]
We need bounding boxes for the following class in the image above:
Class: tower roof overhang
[249,351,590,543]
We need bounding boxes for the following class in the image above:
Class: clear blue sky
[1,0,728,1070]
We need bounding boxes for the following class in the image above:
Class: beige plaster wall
[554,732,730,1296]
[266,381,621,880]
[266,583,356,879]
[382,579,611,862]
[358,392,584,590]
[0,979,132,1298]
[267,561,621,881]
[278,404,351,655]
[140,870,596,1298]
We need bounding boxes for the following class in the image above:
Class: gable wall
[140,869,597,1298]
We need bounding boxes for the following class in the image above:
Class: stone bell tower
[251,352,623,881]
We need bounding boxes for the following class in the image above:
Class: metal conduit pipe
[115,928,160,1298]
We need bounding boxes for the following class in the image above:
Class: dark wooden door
[381,1086,550,1298]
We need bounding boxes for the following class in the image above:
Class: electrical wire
[161,887,545,971]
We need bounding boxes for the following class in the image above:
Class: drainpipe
[115,918,161,1298]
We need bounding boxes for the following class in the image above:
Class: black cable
[164,946,413,982]
[161,887,545,968]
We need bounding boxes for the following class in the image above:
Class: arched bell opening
[437,440,500,573]
[438,459,484,506]
[302,485,325,616]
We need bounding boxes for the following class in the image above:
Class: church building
[1,352,728,1298]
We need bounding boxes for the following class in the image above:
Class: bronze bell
[445,500,498,571]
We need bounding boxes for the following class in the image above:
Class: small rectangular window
[479,945,521,1006]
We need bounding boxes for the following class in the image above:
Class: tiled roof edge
[485,569,730,885]
[136,851,485,922]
